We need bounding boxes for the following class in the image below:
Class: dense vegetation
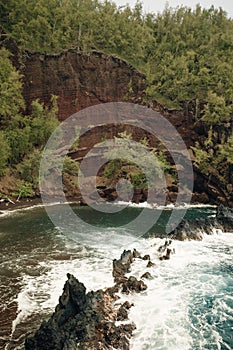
[0,0,232,199]
[0,48,79,197]
[103,131,171,190]
[0,47,58,195]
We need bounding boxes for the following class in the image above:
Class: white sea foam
[127,232,233,350]
[0,200,216,222]
[115,200,216,210]
[10,251,115,336]
[0,201,75,219]
[9,226,233,350]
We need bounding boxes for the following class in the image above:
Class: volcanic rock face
[20,48,231,206]
[216,205,233,231]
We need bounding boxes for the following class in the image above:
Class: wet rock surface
[216,205,233,231]
[169,205,233,241]
[25,249,150,350]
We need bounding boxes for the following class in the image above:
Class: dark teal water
[0,204,232,350]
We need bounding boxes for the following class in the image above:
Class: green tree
[29,96,59,147]
[203,91,232,124]
[0,48,25,126]
[0,131,10,176]
[218,136,233,163]
[103,132,170,189]
[12,180,34,200]
[62,156,79,177]
[19,149,42,188]
[6,126,32,164]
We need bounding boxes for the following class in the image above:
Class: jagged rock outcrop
[25,249,149,350]
[216,205,233,231]
[141,272,153,280]
[25,275,134,350]
[112,250,133,283]
[169,205,233,241]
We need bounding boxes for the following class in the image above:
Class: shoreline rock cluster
[25,249,156,350]
[169,205,233,241]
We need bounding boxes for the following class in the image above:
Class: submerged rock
[159,248,172,260]
[146,260,155,268]
[141,272,153,280]
[132,249,141,259]
[142,254,150,261]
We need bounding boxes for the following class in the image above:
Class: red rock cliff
[2,39,230,206]
[21,50,146,120]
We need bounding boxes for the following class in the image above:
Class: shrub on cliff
[0,47,25,125]
[103,132,171,190]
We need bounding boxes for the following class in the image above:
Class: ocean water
[0,203,232,350]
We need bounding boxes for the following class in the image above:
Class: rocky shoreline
[0,197,43,213]
[25,245,178,350]
[24,206,233,350]
[0,195,218,215]
[0,197,82,214]
[168,205,233,241]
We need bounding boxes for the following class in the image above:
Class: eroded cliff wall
[21,50,146,120]
[1,38,231,205]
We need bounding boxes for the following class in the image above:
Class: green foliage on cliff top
[1,1,233,119]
